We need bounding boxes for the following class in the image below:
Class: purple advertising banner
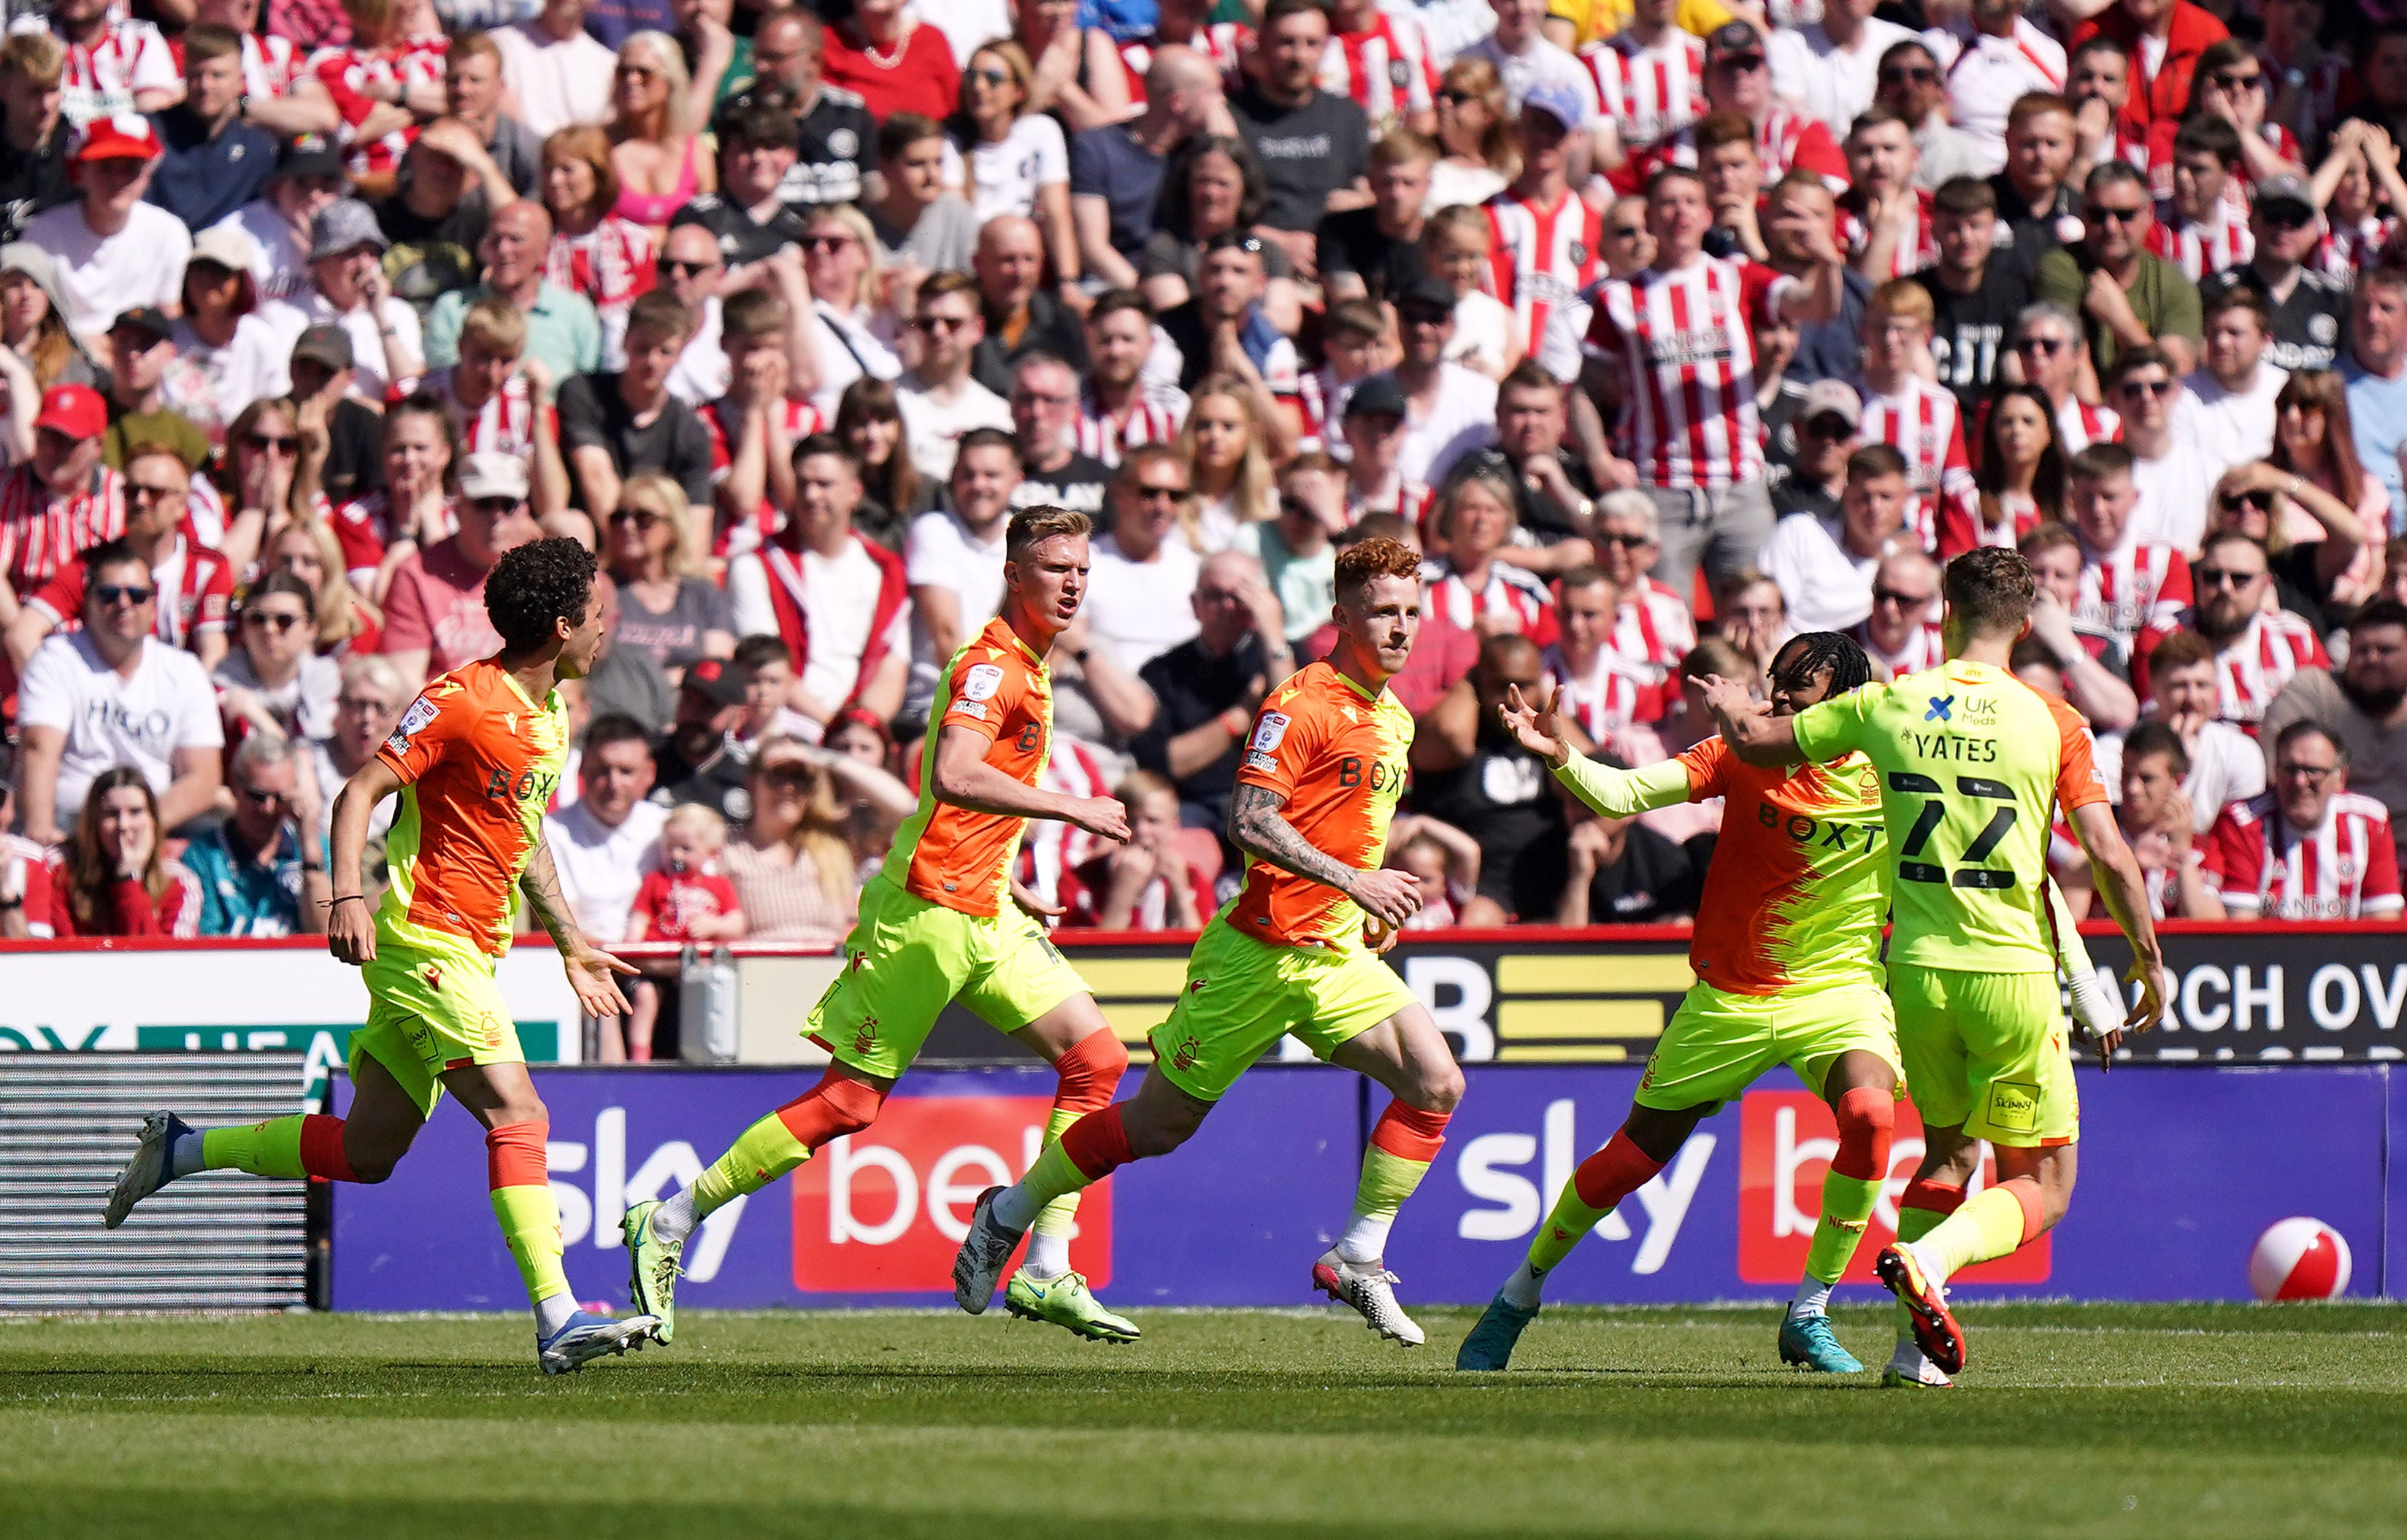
[333,1063,2393,1312]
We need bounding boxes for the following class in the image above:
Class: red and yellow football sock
[1892,1179,1963,1341]
[1505,1131,1665,1306]
[680,1069,887,1234]
[995,1104,1132,1231]
[485,1120,573,1328]
[199,1114,359,1181]
[1026,1033,1128,1277]
[1794,1088,1894,1314]
[1915,1177,2046,1282]
[1337,1101,1451,1263]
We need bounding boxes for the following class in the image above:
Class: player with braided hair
[1458,631,1908,1377]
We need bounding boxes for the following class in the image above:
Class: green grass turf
[1,1303,2402,1539]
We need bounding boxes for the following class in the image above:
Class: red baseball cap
[33,384,105,439]
[72,113,162,163]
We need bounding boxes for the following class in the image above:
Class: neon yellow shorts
[1634,976,1903,1112]
[1891,965,2076,1147]
[354,936,523,1117]
[806,875,1089,1080]
[1148,915,1419,1102]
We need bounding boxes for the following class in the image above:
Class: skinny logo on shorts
[1985,1079,2041,1134]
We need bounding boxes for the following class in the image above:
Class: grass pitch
[1,1303,2401,1539]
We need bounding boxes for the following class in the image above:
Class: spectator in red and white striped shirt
[2199,721,2406,919]
[7,442,231,674]
[1320,0,1437,135]
[2065,438,2195,674]
[0,382,123,612]
[1857,278,1978,553]
[1541,565,1657,747]
[1075,289,1188,466]
[9,0,178,130]
[1592,488,1697,683]
[1586,0,1705,163]
[1838,107,1937,280]
[2011,300,2124,451]
[2150,115,2252,283]
[426,295,568,517]
[2181,528,2327,728]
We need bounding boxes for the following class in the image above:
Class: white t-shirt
[1446,290,1514,377]
[492,21,617,139]
[1767,17,1918,136]
[1758,512,1880,631]
[18,200,191,342]
[2178,364,2288,489]
[2128,433,2218,557]
[1397,363,1500,486]
[1424,160,1508,215]
[163,315,292,441]
[2095,717,2265,831]
[1085,530,1202,674]
[667,295,726,407]
[897,374,1013,482]
[209,199,312,304]
[807,300,902,420]
[899,508,1009,715]
[910,0,1013,68]
[729,536,911,708]
[942,115,1071,224]
[258,290,423,404]
[1462,33,1600,125]
[544,796,668,944]
[17,631,225,824]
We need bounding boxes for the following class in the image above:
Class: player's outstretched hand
[1010,875,1067,920]
[1697,674,1765,732]
[1348,868,1424,929]
[1071,796,1132,845]
[565,944,640,1017]
[1499,682,1572,768]
[327,897,377,966]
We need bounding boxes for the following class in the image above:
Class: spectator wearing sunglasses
[423,199,604,387]
[2197,172,2348,374]
[2032,159,2203,377]
[2011,301,2122,452]
[651,222,731,404]
[183,732,331,937]
[15,539,225,847]
[216,570,342,742]
[379,450,544,685]
[8,444,233,676]
[1771,380,1861,525]
[2106,345,2214,553]
[895,269,1011,481]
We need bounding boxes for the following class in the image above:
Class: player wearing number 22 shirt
[1708,547,2167,1387]
[954,537,1467,1348]
[623,507,1144,1347]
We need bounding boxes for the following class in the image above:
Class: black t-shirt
[556,372,715,507]
[1132,632,1272,825]
[783,85,876,207]
[326,396,385,505]
[1315,206,1428,303]
[1413,728,1562,907]
[1011,451,1113,517]
[1229,85,1371,233]
[1916,259,2030,421]
[1775,476,1843,523]
[372,188,492,310]
[670,190,810,268]
[1759,378,1811,486]
[1443,446,1593,544]
[1988,174,2077,281]
[0,124,72,244]
[650,736,750,823]
[1510,819,1701,924]
[2200,265,2351,374]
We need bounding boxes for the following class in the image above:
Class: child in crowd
[1057,771,1215,931]
[1389,812,1479,931]
[622,804,748,1060]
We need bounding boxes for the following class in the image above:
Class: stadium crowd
[0,0,2403,1048]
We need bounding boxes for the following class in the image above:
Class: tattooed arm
[1227,782,1424,928]
[521,829,639,1016]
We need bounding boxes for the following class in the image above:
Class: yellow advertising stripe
[1074,958,1194,996]
[1498,952,1695,994]
[1102,1004,1172,1039]
[1497,1044,1629,1062]
[1500,999,1665,1037]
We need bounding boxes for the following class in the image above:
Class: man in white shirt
[258,196,424,403]
[897,426,1017,724]
[2181,286,2287,490]
[1758,441,1914,632]
[544,713,669,945]
[1767,0,1916,137]
[1927,0,2065,172]
[491,0,618,139]
[896,269,1012,481]
[1085,445,1203,674]
[2111,346,2214,555]
[1466,0,1601,131]
[15,539,225,844]
[1383,274,1499,485]
[207,132,348,305]
[18,113,191,348]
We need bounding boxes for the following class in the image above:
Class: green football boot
[621,1199,684,1345]
[1002,1269,1141,1343]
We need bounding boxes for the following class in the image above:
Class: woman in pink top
[607,30,713,247]
[542,125,656,370]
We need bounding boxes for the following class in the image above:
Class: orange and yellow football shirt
[883,616,1052,918]
[375,659,569,959]
[1226,661,1413,948]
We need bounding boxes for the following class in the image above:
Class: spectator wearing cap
[18,113,191,350]
[183,733,331,937]
[146,23,277,234]
[556,288,714,521]
[100,308,210,471]
[493,0,620,142]
[7,441,233,674]
[650,655,755,820]
[205,131,350,306]
[0,33,73,246]
[969,214,1090,399]
[441,32,541,200]
[742,11,875,209]
[726,432,910,730]
[2197,174,2347,376]
[285,323,388,509]
[258,196,423,403]
[16,0,178,129]
[1155,234,1302,461]
[1377,273,1497,486]
[423,199,603,386]
[1766,0,1916,138]
[369,118,518,313]
[1337,374,1429,527]
[0,384,124,620]
[669,90,810,276]
[379,449,542,685]
[1227,0,1371,274]
[15,537,224,848]
[166,226,292,442]
[1759,440,1915,632]
[545,712,667,947]
[0,243,103,404]
[1656,23,1849,191]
